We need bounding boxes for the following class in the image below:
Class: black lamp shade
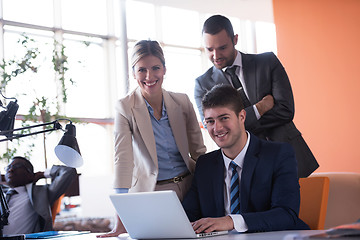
[54,123,83,168]
[0,101,19,139]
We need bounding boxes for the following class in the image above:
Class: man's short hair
[11,156,34,173]
[202,15,234,41]
[202,84,244,115]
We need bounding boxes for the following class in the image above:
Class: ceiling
[134,0,274,22]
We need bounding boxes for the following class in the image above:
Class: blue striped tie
[230,161,240,214]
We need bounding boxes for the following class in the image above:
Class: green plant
[1,34,39,89]
[0,34,40,161]
[52,40,74,105]
[0,33,78,166]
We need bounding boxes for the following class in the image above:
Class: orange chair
[51,194,65,224]
[299,177,330,230]
[310,172,360,229]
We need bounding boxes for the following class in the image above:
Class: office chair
[310,172,360,229]
[299,176,330,230]
[51,194,65,224]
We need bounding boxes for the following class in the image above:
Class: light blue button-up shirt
[145,99,187,181]
[115,98,188,193]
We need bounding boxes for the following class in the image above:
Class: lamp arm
[0,120,62,142]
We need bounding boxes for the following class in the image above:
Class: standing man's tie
[226,66,251,108]
[6,189,18,203]
[230,161,240,214]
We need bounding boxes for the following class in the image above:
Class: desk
[48,230,328,240]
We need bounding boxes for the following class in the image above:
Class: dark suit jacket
[32,165,77,232]
[182,133,309,232]
[194,51,318,177]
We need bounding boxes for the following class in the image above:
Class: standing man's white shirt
[224,51,261,119]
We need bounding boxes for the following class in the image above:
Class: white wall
[79,175,116,218]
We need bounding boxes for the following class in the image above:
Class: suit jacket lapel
[213,151,226,215]
[240,133,260,213]
[132,88,158,167]
[211,67,229,86]
[26,183,33,205]
[241,53,257,103]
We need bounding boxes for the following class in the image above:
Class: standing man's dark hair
[202,15,235,43]
[202,84,244,115]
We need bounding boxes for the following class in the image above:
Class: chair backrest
[310,172,360,229]
[51,194,65,224]
[299,176,330,230]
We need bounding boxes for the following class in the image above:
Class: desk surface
[48,230,328,240]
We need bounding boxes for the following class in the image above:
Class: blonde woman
[98,40,206,237]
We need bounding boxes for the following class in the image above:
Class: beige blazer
[113,87,206,192]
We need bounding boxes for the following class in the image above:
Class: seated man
[2,156,77,234]
[182,85,309,233]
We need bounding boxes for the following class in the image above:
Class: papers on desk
[25,231,90,239]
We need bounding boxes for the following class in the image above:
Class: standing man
[194,15,318,178]
[183,85,309,233]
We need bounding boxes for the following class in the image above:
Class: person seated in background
[2,156,77,235]
[182,85,309,233]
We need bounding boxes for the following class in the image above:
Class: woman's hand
[96,215,127,238]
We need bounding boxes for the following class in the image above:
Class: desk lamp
[0,98,83,239]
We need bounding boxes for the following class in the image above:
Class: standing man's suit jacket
[182,133,309,232]
[3,165,77,233]
[194,51,318,178]
[113,87,206,192]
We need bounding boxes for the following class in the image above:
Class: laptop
[109,190,228,239]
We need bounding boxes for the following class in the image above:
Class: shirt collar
[144,98,166,118]
[13,185,27,194]
[225,50,242,72]
[222,131,250,170]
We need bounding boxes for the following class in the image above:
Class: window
[0,0,277,217]
[255,21,278,54]
[126,1,156,40]
[61,0,108,35]
[63,36,108,118]
[161,7,201,48]
[3,0,53,27]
